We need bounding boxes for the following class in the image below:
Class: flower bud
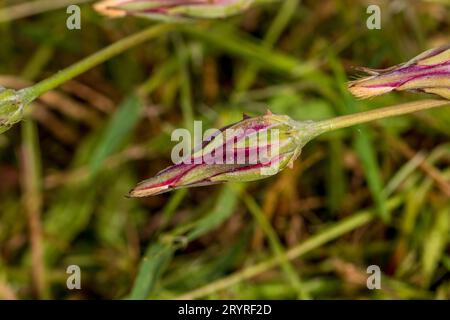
[94,0,256,20]
[0,87,27,134]
[129,112,320,197]
[348,44,450,100]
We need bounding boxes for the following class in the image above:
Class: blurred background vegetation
[0,0,449,299]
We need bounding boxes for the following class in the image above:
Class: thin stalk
[175,197,402,300]
[241,191,310,300]
[315,99,449,134]
[22,23,175,103]
[20,44,53,299]
[21,121,47,299]
[234,0,299,94]
[0,0,93,23]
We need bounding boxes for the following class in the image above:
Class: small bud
[348,44,450,100]
[129,113,320,197]
[94,0,256,21]
[0,87,28,134]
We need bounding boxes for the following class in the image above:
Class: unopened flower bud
[0,87,28,134]
[94,0,257,20]
[348,44,450,100]
[129,112,320,197]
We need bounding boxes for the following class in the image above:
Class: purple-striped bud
[94,0,256,20]
[348,44,450,100]
[129,112,319,197]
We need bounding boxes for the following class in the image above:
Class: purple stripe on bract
[366,70,450,89]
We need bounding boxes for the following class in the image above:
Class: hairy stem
[315,99,449,133]
[22,23,174,103]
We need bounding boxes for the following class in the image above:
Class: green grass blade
[89,94,141,176]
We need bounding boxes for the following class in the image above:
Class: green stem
[0,0,93,23]
[22,23,174,103]
[241,191,310,299]
[315,99,449,134]
[174,197,402,300]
